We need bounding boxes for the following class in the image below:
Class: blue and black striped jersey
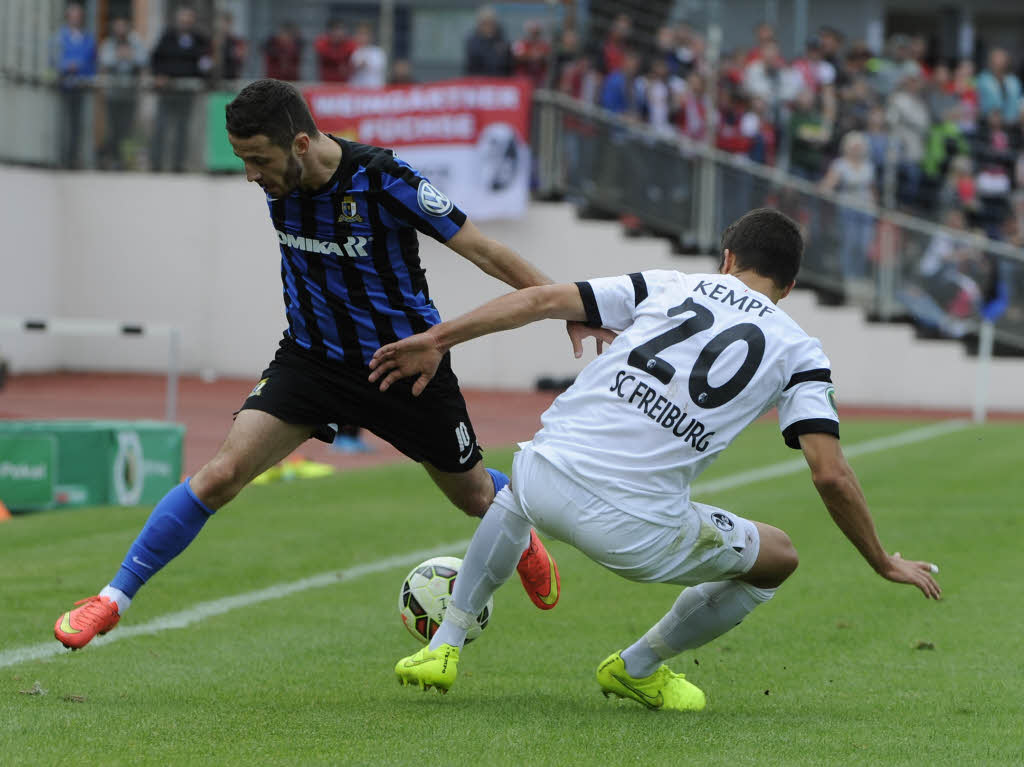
[268,137,466,365]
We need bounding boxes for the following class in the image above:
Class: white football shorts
[492,445,759,586]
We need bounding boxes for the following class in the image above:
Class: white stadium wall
[2,166,1023,411]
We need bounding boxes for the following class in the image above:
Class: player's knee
[193,456,248,508]
[776,531,799,581]
[454,488,492,518]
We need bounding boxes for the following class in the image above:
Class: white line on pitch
[0,419,970,669]
[694,419,968,496]
[0,541,471,669]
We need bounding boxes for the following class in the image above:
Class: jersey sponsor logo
[610,370,715,452]
[711,512,735,532]
[248,378,268,398]
[276,230,370,258]
[417,180,454,217]
[826,386,838,415]
[338,196,364,223]
[455,421,475,464]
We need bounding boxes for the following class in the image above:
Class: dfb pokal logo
[417,180,454,217]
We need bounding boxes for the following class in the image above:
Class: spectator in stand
[389,58,415,85]
[672,23,701,78]
[599,49,641,118]
[788,88,830,180]
[818,26,846,85]
[951,59,979,135]
[263,22,302,82]
[50,2,96,169]
[937,154,978,216]
[900,207,983,338]
[742,41,802,140]
[886,70,931,207]
[841,42,873,87]
[640,57,685,136]
[977,48,1022,126]
[792,36,838,128]
[315,18,357,83]
[836,76,874,137]
[676,71,708,142]
[922,105,969,202]
[349,23,387,88]
[908,35,931,79]
[465,6,512,77]
[212,10,247,81]
[602,13,632,73]
[652,25,682,78]
[552,26,582,88]
[821,131,877,282]
[870,35,921,97]
[743,21,776,66]
[512,20,551,88]
[149,4,211,173]
[925,63,957,120]
[559,49,601,105]
[864,105,890,191]
[98,16,145,170]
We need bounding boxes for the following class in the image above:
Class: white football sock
[429,502,530,651]
[99,585,132,613]
[621,580,775,678]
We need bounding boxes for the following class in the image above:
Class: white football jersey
[526,270,839,525]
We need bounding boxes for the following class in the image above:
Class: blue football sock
[486,468,509,495]
[109,479,215,598]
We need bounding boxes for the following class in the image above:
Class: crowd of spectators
[456,8,1020,333]
[49,3,396,171]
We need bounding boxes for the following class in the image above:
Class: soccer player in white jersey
[370,208,942,710]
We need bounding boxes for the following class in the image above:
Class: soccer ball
[398,556,493,644]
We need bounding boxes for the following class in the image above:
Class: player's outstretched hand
[566,321,617,358]
[879,552,942,600]
[369,333,442,396]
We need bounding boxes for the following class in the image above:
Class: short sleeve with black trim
[777,337,840,449]
[371,153,467,243]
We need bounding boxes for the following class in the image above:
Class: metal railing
[534,90,1024,361]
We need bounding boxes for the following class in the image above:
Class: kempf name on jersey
[276,230,370,258]
[692,279,776,317]
[610,370,714,452]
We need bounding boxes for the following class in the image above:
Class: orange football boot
[517,529,560,610]
[54,595,120,650]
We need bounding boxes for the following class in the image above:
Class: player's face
[228,133,303,198]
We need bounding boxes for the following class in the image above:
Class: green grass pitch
[2,420,1022,766]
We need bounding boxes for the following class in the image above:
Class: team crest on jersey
[826,386,838,415]
[338,196,363,223]
[249,378,269,398]
[417,180,454,217]
[711,512,735,532]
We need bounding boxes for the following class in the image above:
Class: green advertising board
[0,435,56,508]
[206,90,244,172]
[0,421,184,511]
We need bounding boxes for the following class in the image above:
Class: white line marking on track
[0,540,470,669]
[1,419,970,669]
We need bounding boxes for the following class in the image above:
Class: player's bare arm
[798,432,942,599]
[444,221,616,355]
[370,283,587,395]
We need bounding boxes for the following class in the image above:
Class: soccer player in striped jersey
[54,79,598,650]
[374,209,941,708]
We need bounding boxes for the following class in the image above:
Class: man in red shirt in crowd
[263,22,301,81]
[512,20,551,88]
[315,18,357,82]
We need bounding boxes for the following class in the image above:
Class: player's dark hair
[720,207,803,289]
[225,78,319,150]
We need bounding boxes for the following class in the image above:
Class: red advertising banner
[305,78,533,220]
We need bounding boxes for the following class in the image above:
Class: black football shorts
[238,338,483,473]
